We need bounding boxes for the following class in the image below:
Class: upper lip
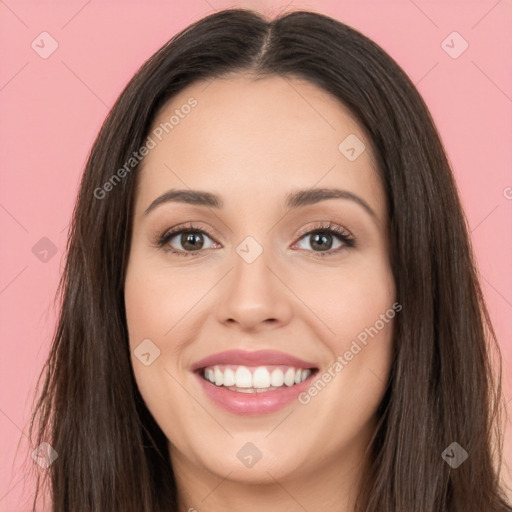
[191,350,318,372]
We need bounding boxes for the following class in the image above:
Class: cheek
[294,253,396,347]
[124,255,205,345]
[123,256,209,411]
[294,264,396,445]
[298,254,396,397]
[124,269,186,444]
[334,267,395,351]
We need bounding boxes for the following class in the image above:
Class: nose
[215,248,294,332]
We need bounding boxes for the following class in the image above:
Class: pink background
[1,0,511,509]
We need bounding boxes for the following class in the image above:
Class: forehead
[135,74,384,219]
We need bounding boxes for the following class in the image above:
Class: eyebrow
[143,187,377,219]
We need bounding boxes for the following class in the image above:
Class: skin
[124,74,396,512]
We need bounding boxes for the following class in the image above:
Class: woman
[28,7,511,512]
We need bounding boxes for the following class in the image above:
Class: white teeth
[206,368,215,382]
[284,368,296,386]
[270,368,284,387]
[214,366,224,386]
[252,367,271,388]
[235,366,253,388]
[223,368,235,387]
[202,364,312,391]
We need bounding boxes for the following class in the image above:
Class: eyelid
[158,221,221,243]
[294,221,353,240]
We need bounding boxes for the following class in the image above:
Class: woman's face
[124,74,396,491]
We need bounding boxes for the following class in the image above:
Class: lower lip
[193,370,317,415]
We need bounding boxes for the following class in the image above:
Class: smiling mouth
[196,364,319,393]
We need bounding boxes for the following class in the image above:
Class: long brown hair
[27,8,511,511]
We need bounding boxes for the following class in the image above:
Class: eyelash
[153,221,356,258]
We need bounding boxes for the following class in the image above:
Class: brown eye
[178,232,206,251]
[166,230,215,254]
[308,232,335,251]
[155,224,219,257]
[292,223,355,256]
